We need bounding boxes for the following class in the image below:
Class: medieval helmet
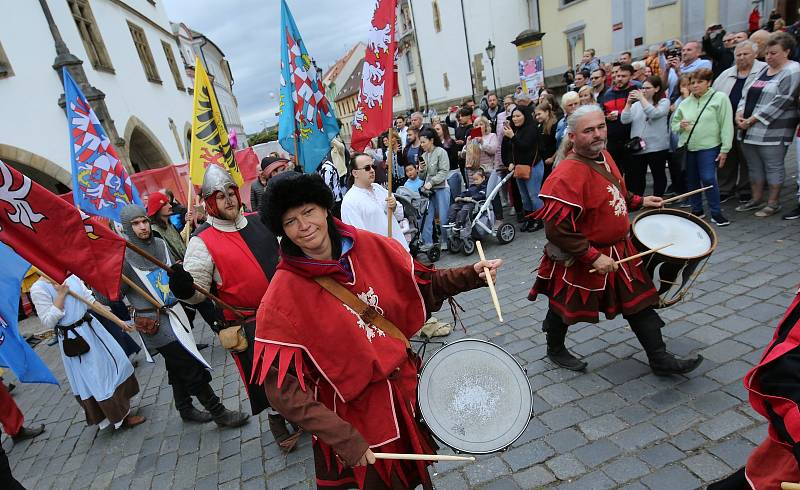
[200,165,237,200]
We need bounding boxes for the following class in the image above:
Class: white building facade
[0,0,198,192]
[173,22,247,151]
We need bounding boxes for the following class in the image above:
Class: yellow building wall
[645,2,682,46]
[539,0,613,73]
[705,1,720,26]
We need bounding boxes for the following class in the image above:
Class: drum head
[633,212,713,258]
[417,339,532,454]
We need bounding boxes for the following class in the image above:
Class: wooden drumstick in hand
[589,243,673,273]
[373,453,476,462]
[476,241,503,323]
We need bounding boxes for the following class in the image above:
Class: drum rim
[417,338,534,454]
[631,208,718,260]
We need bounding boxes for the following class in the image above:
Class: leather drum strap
[314,276,411,348]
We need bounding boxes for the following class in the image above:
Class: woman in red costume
[253,173,501,489]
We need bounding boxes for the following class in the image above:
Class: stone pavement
[5,161,800,489]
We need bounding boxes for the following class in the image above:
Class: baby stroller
[395,186,441,262]
[447,172,516,256]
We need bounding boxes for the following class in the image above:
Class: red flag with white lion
[0,160,125,300]
[350,0,398,152]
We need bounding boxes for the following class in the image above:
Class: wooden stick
[475,241,502,323]
[781,483,800,490]
[40,273,132,332]
[123,240,246,319]
[661,186,713,205]
[589,243,673,273]
[181,184,194,245]
[373,453,476,462]
[387,127,394,237]
[120,275,161,309]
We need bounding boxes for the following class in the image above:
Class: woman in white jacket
[621,76,671,196]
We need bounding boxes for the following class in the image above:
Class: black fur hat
[260,172,334,237]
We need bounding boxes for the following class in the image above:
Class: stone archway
[123,116,172,172]
[0,144,72,193]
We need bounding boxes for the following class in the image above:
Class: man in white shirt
[664,41,713,97]
[341,153,408,250]
[394,116,408,149]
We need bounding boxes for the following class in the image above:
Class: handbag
[218,325,248,353]
[513,164,532,180]
[624,136,645,152]
[313,276,411,348]
[132,308,161,336]
[60,315,91,357]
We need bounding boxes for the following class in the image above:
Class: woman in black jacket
[534,101,559,182]
[502,107,543,231]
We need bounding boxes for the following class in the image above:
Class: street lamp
[485,39,497,93]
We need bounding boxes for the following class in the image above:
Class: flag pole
[40,273,132,332]
[387,127,394,237]
[123,240,246,319]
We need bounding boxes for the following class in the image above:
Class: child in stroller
[447,168,487,231]
[395,163,442,262]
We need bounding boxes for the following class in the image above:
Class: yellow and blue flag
[64,68,142,222]
[278,0,339,173]
[0,243,58,384]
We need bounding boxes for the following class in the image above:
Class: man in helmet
[167,165,296,448]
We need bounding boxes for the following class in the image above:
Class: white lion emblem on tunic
[607,184,627,216]
[343,287,387,342]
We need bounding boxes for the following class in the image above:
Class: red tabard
[528,151,658,324]
[252,222,432,488]
[743,292,800,488]
[197,224,270,320]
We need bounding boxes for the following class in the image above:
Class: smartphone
[469,127,483,139]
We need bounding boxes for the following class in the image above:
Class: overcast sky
[163,0,373,134]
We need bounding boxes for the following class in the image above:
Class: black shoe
[520,221,530,232]
[196,343,209,350]
[12,424,44,442]
[649,353,704,376]
[213,408,249,428]
[711,214,730,227]
[783,207,800,220]
[738,194,752,204]
[547,347,588,371]
[180,407,213,423]
[527,219,544,233]
[719,193,732,203]
[7,383,16,394]
[691,210,705,219]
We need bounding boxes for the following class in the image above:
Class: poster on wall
[519,56,544,99]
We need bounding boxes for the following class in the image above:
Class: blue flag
[278,0,339,173]
[0,243,58,384]
[64,68,142,222]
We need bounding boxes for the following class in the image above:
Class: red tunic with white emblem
[528,150,658,324]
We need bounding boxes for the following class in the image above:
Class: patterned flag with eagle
[349,0,398,153]
[189,59,244,187]
[278,0,339,173]
[64,68,142,223]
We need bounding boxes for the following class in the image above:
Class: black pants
[158,341,212,394]
[667,150,687,195]
[0,441,24,490]
[606,140,631,177]
[627,150,668,197]
[544,307,664,334]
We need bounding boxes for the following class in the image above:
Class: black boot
[196,385,249,428]
[173,383,213,423]
[527,219,544,233]
[543,310,587,371]
[629,309,703,376]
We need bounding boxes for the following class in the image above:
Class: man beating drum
[528,105,703,375]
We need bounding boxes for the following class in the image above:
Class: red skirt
[529,239,659,325]
[745,436,800,489]
[313,358,437,490]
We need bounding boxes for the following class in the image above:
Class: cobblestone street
[5,159,800,489]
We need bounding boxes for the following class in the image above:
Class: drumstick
[781,483,800,490]
[475,241,503,323]
[589,243,673,273]
[373,453,476,462]
[661,186,713,205]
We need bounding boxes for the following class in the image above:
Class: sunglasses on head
[359,164,375,171]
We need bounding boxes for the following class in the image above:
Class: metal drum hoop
[417,338,533,454]
[631,208,718,262]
